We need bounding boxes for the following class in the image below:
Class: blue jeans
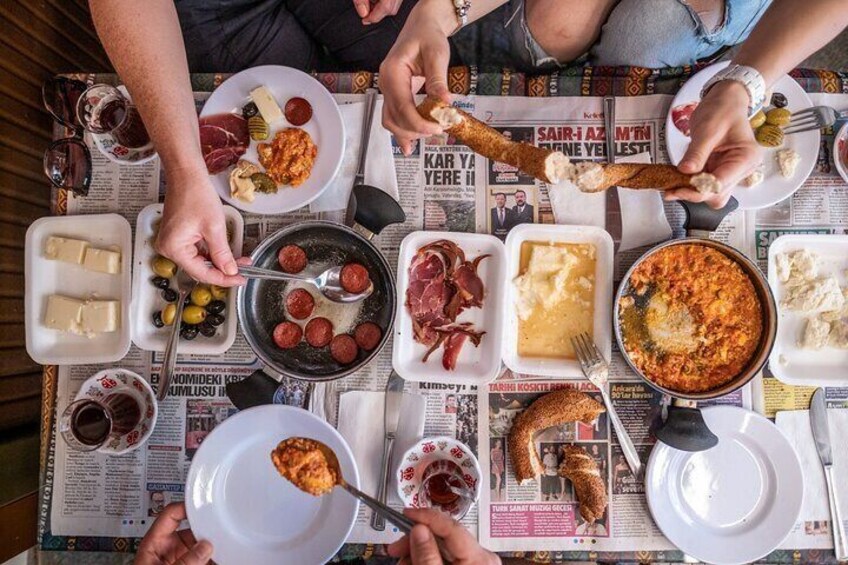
[506,0,771,71]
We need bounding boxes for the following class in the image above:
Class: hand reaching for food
[156,167,247,287]
[136,502,212,565]
[669,81,763,208]
[387,508,501,565]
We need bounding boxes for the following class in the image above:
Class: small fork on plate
[571,332,643,479]
[785,105,847,135]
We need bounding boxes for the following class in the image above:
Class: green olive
[210,285,228,300]
[162,304,177,326]
[182,305,208,325]
[152,255,177,279]
[191,286,213,307]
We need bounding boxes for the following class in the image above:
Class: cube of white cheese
[250,85,283,123]
[781,275,845,313]
[83,247,121,274]
[800,317,830,349]
[44,295,83,332]
[80,300,120,334]
[45,236,89,264]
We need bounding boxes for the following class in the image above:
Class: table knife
[810,387,847,561]
[603,96,622,254]
[371,370,404,531]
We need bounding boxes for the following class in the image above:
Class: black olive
[180,324,199,340]
[152,276,170,290]
[184,295,192,306]
[152,311,165,328]
[206,300,226,314]
[771,92,788,108]
[198,321,217,337]
[242,101,259,119]
[162,288,178,302]
[207,313,225,326]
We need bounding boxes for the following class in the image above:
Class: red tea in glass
[60,393,142,451]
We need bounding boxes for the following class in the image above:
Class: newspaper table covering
[39,80,848,562]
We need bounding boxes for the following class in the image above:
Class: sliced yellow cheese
[44,295,83,332]
[250,85,283,123]
[45,236,89,264]
[83,247,121,274]
[80,300,120,334]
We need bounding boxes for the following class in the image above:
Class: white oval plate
[646,406,803,565]
[186,405,359,565]
[665,62,819,210]
[130,203,242,354]
[392,231,506,385]
[199,65,344,215]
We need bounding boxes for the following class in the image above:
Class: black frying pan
[228,186,405,409]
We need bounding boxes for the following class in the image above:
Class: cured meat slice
[198,113,250,174]
[671,101,698,137]
[204,146,246,175]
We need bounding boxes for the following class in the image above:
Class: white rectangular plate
[25,214,132,365]
[502,223,613,378]
[392,231,506,385]
[130,204,243,354]
[768,234,848,386]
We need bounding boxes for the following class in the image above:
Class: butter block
[80,300,120,334]
[250,85,283,123]
[45,236,89,264]
[83,247,121,274]
[44,295,83,332]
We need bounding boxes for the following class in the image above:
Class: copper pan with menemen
[613,198,777,452]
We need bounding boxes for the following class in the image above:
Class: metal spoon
[158,269,195,401]
[287,438,454,563]
[212,262,373,303]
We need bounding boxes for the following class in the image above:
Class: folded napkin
[776,408,848,549]
[309,98,399,213]
[549,152,673,251]
[337,390,426,544]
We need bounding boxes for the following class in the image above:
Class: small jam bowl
[396,436,481,519]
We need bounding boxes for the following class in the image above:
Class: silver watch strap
[452,0,471,34]
[701,64,766,118]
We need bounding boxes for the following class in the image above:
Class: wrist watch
[700,64,766,117]
[452,0,471,34]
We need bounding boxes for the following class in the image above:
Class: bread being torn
[417,97,575,184]
[559,445,608,523]
[572,163,722,195]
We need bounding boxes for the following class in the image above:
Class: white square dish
[768,234,848,386]
[392,231,506,385]
[502,223,613,378]
[25,214,132,365]
[130,203,243,354]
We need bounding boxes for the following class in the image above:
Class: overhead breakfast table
[36,65,848,564]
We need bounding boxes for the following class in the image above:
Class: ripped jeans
[506,0,771,71]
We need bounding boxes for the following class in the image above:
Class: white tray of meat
[392,232,506,385]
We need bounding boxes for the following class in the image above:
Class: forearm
[732,0,848,86]
[89,0,204,175]
[414,0,507,36]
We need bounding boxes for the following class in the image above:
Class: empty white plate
[646,406,803,565]
[185,405,359,565]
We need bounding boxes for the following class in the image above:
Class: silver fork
[785,105,847,135]
[571,332,643,479]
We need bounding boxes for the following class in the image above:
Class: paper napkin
[549,152,673,251]
[337,390,426,544]
[309,98,399,213]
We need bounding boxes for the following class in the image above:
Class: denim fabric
[506,0,772,72]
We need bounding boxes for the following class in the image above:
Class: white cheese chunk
[83,247,121,274]
[776,149,801,178]
[80,300,120,334]
[830,318,848,348]
[250,85,283,123]
[800,317,830,349]
[781,275,845,313]
[44,295,83,332]
[45,236,89,264]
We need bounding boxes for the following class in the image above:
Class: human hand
[379,0,454,155]
[353,0,403,24]
[667,81,763,208]
[387,508,501,565]
[156,165,247,287]
[135,503,212,565]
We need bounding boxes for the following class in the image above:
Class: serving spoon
[286,438,454,563]
[208,261,373,303]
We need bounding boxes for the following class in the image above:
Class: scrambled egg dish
[258,128,317,186]
[271,437,337,496]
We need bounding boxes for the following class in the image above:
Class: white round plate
[646,406,803,565]
[200,65,344,215]
[74,368,157,455]
[185,405,359,565]
[665,62,819,210]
